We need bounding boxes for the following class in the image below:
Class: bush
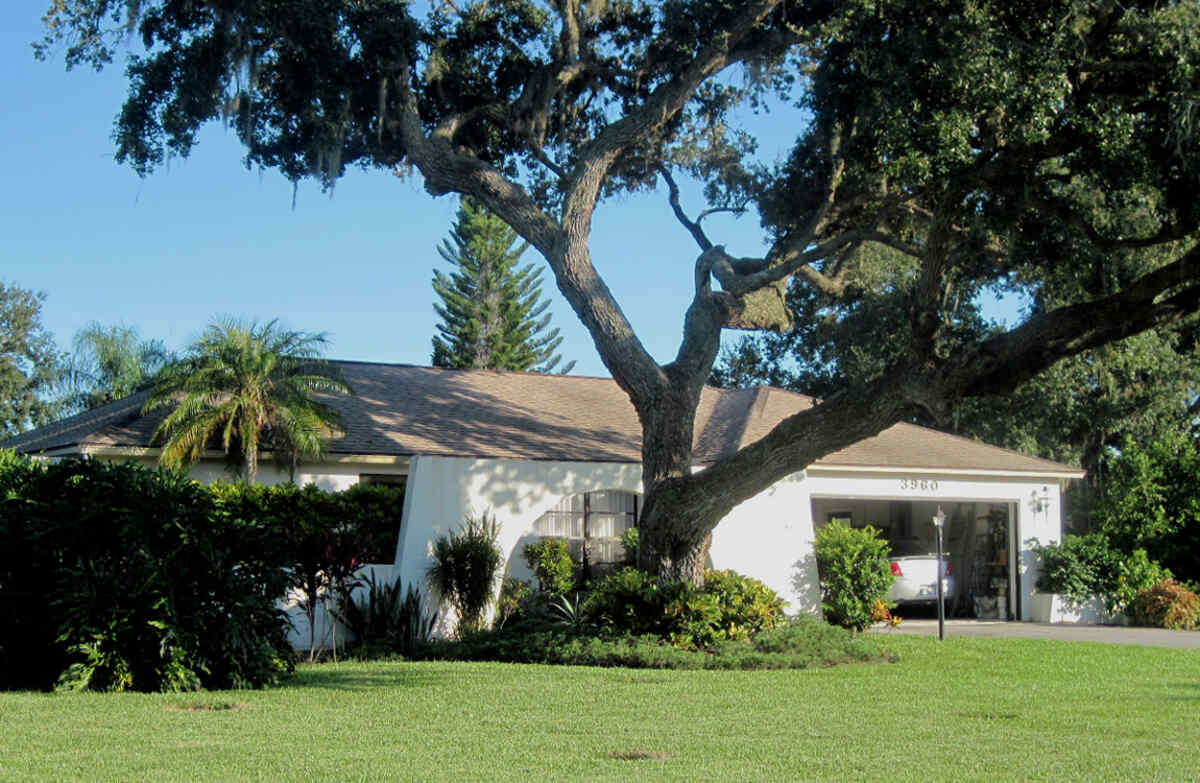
[813,521,894,631]
[1113,549,1173,610]
[1033,535,1172,613]
[1033,533,1122,601]
[495,577,533,629]
[426,511,504,636]
[0,453,408,690]
[0,456,293,692]
[209,481,382,660]
[419,613,887,670]
[337,576,436,656]
[581,567,787,649]
[696,569,788,642]
[522,538,576,595]
[619,527,640,564]
[1126,580,1200,630]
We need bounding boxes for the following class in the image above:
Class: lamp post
[932,506,947,641]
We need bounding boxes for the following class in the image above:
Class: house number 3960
[899,478,939,491]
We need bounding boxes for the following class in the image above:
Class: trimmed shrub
[0,453,405,691]
[426,511,504,636]
[207,480,405,659]
[522,538,577,595]
[0,456,293,692]
[337,483,406,563]
[581,567,787,649]
[814,521,894,631]
[1126,580,1200,630]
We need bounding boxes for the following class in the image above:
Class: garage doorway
[811,498,1015,619]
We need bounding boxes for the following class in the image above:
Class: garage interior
[810,498,1017,619]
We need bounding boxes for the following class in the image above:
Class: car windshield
[889,539,935,557]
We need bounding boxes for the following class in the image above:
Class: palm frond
[144,317,353,482]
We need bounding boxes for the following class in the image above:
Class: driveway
[871,619,1200,649]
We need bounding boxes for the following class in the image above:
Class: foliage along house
[3,362,1083,621]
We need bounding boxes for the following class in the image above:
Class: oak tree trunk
[632,381,721,585]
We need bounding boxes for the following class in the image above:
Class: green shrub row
[420,614,887,670]
[0,453,404,692]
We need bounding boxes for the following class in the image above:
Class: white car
[887,538,955,607]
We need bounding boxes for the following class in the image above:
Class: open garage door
[811,498,1015,619]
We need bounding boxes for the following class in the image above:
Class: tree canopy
[1090,433,1200,584]
[711,272,1200,479]
[432,197,572,372]
[0,281,62,437]
[41,0,1200,582]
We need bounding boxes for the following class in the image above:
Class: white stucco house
[3,362,1083,622]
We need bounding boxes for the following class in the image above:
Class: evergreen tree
[431,198,572,373]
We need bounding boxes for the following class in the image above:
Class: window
[532,490,639,567]
[359,474,407,490]
[827,510,853,526]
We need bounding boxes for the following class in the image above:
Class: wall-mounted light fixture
[1030,486,1050,514]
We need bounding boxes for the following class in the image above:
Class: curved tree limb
[651,241,1200,527]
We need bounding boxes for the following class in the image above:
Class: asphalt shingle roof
[1,362,1082,476]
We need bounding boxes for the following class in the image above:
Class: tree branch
[660,167,713,252]
[654,243,1200,526]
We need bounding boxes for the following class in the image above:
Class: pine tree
[431,198,572,373]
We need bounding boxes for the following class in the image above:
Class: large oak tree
[40,0,1200,582]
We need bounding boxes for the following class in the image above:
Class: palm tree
[60,322,172,413]
[145,319,353,484]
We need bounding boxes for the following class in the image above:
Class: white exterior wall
[708,472,819,613]
[396,456,1065,627]
[395,455,643,594]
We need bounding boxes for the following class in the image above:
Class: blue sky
[5,3,1015,379]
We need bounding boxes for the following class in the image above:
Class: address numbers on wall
[898,478,940,491]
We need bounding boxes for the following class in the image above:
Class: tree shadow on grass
[283,663,453,691]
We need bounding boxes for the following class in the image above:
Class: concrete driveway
[871,619,1200,649]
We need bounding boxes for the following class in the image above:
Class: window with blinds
[532,490,639,566]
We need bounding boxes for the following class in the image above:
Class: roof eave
[805,463,1086,481]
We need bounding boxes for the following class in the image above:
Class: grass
[0,635,1197,781]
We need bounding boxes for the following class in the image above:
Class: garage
[810,497,1017,619]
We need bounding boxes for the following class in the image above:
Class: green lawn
[1,635,1197,782]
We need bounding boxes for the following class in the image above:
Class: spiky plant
[145,318,353,484]
[426,511,503,637]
